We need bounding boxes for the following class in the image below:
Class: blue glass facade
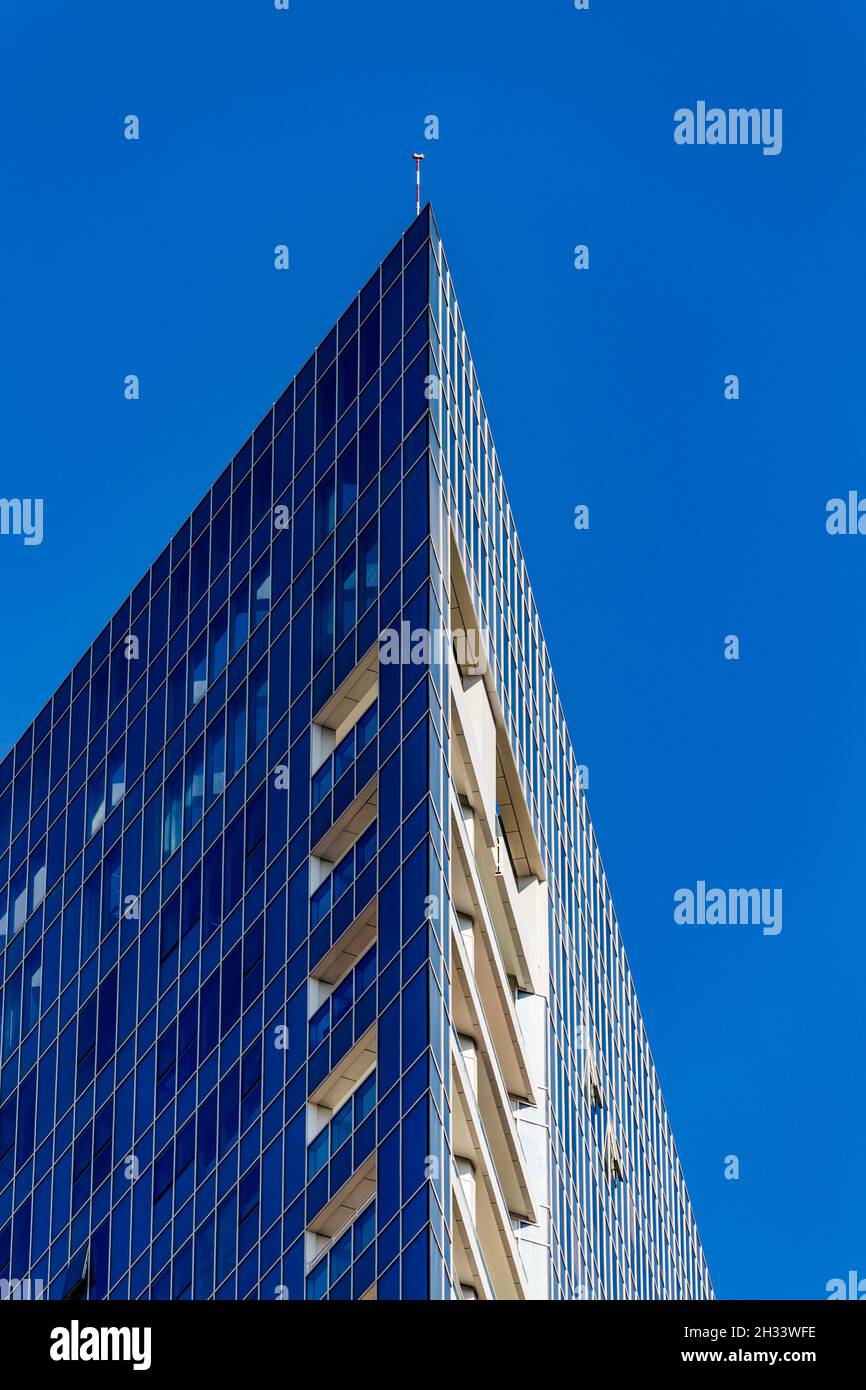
[0,206,710,1301]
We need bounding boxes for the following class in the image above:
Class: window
[211,504,230,577]
[86,764,106,839]
[337,440,357,519]
[332,971,353,1025]
[314,470,336,545]
[312,700,377,811]
[62,1244,92,1301]
[251,556,271,628]
[356,821,377,872]
[605,1126,625,1185]
[108,741,125,808]
[188,633,207,708]
[356,945,376,994]
[331,1099,352,1152]
[312,820,377,927]
[24,946,41,1033]
[306,1258,328,1301]
[306,1071,376,1180]
[330,1227,352,1281]
[209,605,228,680]
[184,739,204,831]
[311,759,332,810]
[357,702,377,752]
[338,338,358,419]
[313,575,334,670]
[359,526,378,613]
[306,943,377,1051]
[206,713,225,805]
[230,579,249,657]
[227,689,246,781]
[584,1051,604,1111]
[310,877,331,928]
[354,1201,375,1256]
[335,550,356,644]
[162,766,183,859]
[354,1070,376,1123]
[305,1199,375,1302]
[30,840,46,910]
[309,1000,329,1049]
[11,866,27,934]
[247,663,268,754]
[81,872,100,957]
[167,660,186,734]
[333,730,354,782]
[308,1127,329,1179]
[333,850,354,903]
[2,967,21,1060]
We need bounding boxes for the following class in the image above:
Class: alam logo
[49,1321,152,1372]
[826,1270,866,1300]
[0,1276,44,1300]
[674,102,782,156]
[0,497,43,546]
[826,492,866,535]
[378,621,489,675]
[674,881,783,936]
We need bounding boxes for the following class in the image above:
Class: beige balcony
[451,1032,530,1300]
[450,795,535,1102]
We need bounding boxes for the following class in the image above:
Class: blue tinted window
[306,1258,328,1300]
[332,973,352,1025]
[309,1000,329,1049]
[311,760,331,809]
[356,822,377,871]
[354,1071,376,1123]
[330,1227,352,1281]
[331,1100,352,1152]
[310,878,330,927]
[354,1202,376,1255]
[357,702,377,751]
[356,946,376,995]
[333,731,353,781]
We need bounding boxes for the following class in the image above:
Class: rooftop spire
[411,152,424,217]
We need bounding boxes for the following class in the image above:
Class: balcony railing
[452,1157,495,1300]
[452,1028,531,1297]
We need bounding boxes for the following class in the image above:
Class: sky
[2,0,864,1300]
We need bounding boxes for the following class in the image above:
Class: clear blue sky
[2,0,863,1300]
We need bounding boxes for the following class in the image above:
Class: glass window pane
[307,1127,329,1179]
[330,1228,352,1281]
[354,1202,376,1255]
[306,1259,328,1300]
[312,760,332,809]
[331,1100,352,1152]
[209,605,228,679]
[309,1001,330,1049]
[357,702,377,752]
[355,1072,376,1123]
[332,974,353,1025]
[356,946,376,995]
[206,714,225,806]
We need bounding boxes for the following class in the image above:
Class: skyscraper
[0,207,711,1301]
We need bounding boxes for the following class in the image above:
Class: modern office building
[0,207,711,1301]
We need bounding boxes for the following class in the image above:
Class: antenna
[412,152,425,216]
